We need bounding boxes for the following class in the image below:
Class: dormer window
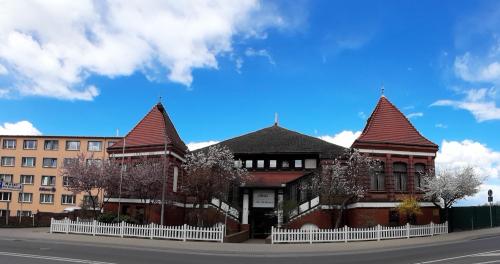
[245,160,253,168]
[257,160,264,168]
[269,160,277,169]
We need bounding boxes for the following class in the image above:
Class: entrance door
[250,208,277,238]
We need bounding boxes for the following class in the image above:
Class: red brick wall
[286,209,336,229]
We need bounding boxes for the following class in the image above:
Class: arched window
[414,163,425,191]
[172,166,179,192]
[370,162,385,191]
[393,162,407,191]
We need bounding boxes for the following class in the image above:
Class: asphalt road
[0,234,499,264]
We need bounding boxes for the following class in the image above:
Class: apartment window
[63,176,71,187]
[2,139,16,149]
[17,210,32,217]
[23,140,37,150]
[245,160,253,168]
[1,156,15,167]
[88,141,102,151]
[393,162,408,191]
[107,141,117,148]
[83,195,98,208]
[61,194,76,204]
[173,166,179,193]
[63,158,77,167]
[415,163,426,191]
[0,192,12,201]
[65,140,80,151]
[20,175,34,185]
[294,160,303,168]
[42,158,57,168]
[44,140,59,150]
[304,159,317,169]
[370,162,385,191]
[41,176,56,186]
[40,194,54,204]
[257,160,265,168]
[21,157,36,167]
[86,159,102,166]
[282,160,289,168]
[18,193,33,203]
[269,160,277,169]
[0,174,13,183]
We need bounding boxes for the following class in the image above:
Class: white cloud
[431,88,500,122]
[437,139,500,205]
[0,64,7,75]
[244,48,276,65]
[0,120,41,135]
[436,139,500,179]
[435,123,448,129]
[358,111,367,119]
[186,140,219,151]
[0,1,285,100]
[318,130,361,148]
[455,52,500,83]
[406,112,423,119]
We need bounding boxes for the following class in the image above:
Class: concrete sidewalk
[0,227,499,255]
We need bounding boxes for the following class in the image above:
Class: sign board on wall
[252,189,275,208]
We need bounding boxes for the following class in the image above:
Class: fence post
[65,218,69,234]
[150,223,154,239]
[92,220,97,236]
[221,225,225,243]
[309,228,313,244]
[377,224,381,241]
[183,224,187,242]
[446,221,449,233]
[271,227,274,244]
[344,226,348,243]
[430,222,434,236]
[406,223,410,239]
[49,218,53,233]
[120,221,125,238]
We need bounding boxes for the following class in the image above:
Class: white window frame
[234,160,242,168]
[0,192,12,201]
[88,141,102,151]
[65,140,80,151]
[294,160,303,168]
[18,193,33,203]
[1,157,15,167]
[269,160,277,169]
[40,193,54,204]
[2,139,16,149]
[17,210,32,217]
[245,160,253,168]
[62,176,71,187]
[282,160,289,168]
[0,174,13,183]
[20,175,34,185]
[44,140,59,150]
[22,157,36,167]
[61,194,76,205]
[41,176,56,186]
[42,158,57,168]
[257,160,265,168]
[23,140,37,150]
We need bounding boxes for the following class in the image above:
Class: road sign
[0,182,22,191]
[489,197,493,202]
[488,189,493,197]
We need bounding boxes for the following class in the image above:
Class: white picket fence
[50,218,225,243]
[271,222,448,244]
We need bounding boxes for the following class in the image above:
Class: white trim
[110,150,186,162]
[346,202,436,209]
[357,148,435,157]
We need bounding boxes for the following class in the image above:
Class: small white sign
[253,190,275,208]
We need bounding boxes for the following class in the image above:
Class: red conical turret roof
[353,96,438,149]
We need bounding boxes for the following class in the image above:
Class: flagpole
[117,137,126,221]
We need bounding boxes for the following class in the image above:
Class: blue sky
[0,0,499,205]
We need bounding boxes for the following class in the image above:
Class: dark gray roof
[198,125,346,158]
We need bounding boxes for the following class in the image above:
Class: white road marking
[0,251,116,264]
[471,261,500,264]
[415,249,500,263]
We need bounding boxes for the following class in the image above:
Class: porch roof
[244,171,308,187]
